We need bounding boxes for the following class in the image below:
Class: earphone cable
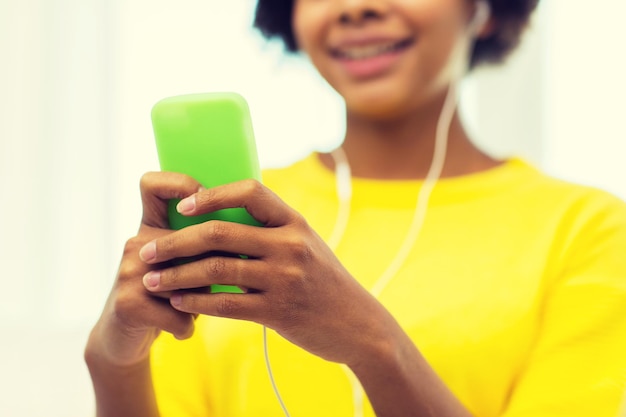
[265,82,459,417]
[264,326,292,417]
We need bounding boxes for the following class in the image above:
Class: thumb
[179,179,300,228]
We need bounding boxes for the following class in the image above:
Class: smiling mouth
[331,38,414,60]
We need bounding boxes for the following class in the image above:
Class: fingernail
[171,294,182,307]
[139,241,157,262]
[143,271,160,289]
[177,195,196,214]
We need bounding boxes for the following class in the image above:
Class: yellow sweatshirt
[152,155,626,417]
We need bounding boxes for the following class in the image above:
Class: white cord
[264,83,459,417]
[331,83,458,416]
[369,83,457,297]
[341,365,365,417]
[327,146,352,252]
[264,326,292,417]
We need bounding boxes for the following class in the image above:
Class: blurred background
[0,0,624,415]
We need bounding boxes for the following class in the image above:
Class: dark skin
[86,0,502,416]
[318,109,500,179]
[86,174,473,417]
[299,0,500,180]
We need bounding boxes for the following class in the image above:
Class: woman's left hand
[140,179,394,367]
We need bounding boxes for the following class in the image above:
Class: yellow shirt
[152,154,626,417]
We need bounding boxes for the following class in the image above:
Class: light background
[0,1,624,415]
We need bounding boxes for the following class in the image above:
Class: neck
[320,93,500,180]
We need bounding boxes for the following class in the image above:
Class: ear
[469,0,494,38]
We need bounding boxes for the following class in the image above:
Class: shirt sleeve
[502,193,626,417]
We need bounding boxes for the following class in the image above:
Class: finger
[170,291,270,324]
[154,300,195,340]
[114,242,196,340]
[176,179,302,228]
[139,220,272,263]
[139,171,204,229]
[113,287,196,340]
[142,256,273,293]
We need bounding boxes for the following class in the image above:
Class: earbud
[469,0,491,36]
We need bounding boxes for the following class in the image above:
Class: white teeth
[337,41,402,60]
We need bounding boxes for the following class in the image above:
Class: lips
[328,37,414,79]
[330,38,414,61]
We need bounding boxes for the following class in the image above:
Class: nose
[333,0,390,25]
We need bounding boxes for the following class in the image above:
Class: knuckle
[117,237,150,282]
[117,261,141,283]
[287,235,314,264]
[287,210,312,230]
[240,178,264,197]
[205,256,227,278]
[111,287,140,324]
[216,294,240,317]
[117,244,146,281]
[173,175,202,199]
[139,172,157,193]
[122,236,142,257]
[204,221,230,246]
[291,211,308,226]
[139,172,150,189]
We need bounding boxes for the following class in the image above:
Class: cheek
[415,7,473,79]
[291,4,324,52]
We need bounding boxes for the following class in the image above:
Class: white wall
[0,0,114,328]
[543,0,626,199]
[463,7,545,165]
[0,1,624,416]
[0,0,112,414]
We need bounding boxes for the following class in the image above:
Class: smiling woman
[289,0,485,123]
[2,0,624,416]
[254,0,539,68]
[82,1,626,417]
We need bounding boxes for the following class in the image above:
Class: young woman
[85,1,626,416]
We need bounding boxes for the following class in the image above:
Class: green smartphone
[151,92,262,294]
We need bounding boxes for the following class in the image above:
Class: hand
[86,172,204,368]
[139,179,396,366]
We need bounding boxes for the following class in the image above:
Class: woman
[85,0,626,416]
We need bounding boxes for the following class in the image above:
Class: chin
[348,102,404,121]
[344,90,421,122]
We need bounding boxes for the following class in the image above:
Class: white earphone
[469,0,491,36]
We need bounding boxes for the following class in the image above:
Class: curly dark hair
[253,0,540,69]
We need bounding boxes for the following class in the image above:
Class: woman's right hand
[85,172,203,368]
